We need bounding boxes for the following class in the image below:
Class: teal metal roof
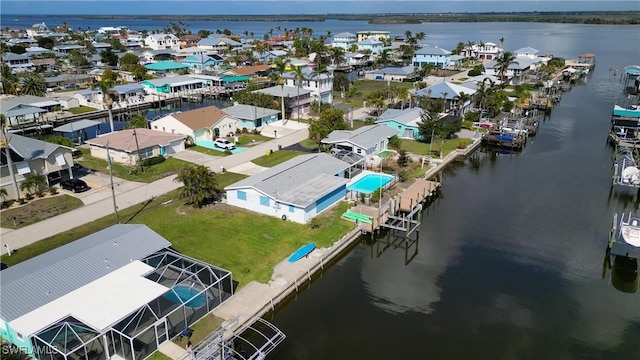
[613,106,640,118]
[221,75,249,83]
[145,61,189,71]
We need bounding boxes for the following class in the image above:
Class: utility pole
[106,142,119,224]
[133,128,144,173]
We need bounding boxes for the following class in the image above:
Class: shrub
[370,188,383,203]
[388,135,401,150]
[36,190,45,198]
[45,135,74,147]
[18,198,27,205]
[359,192,366,204]
[398,169,410,182]
[464,111,480,122]
[49,187,58,195]
[141,155,166,167]
[25,193,34,200]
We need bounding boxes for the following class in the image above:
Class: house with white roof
[254,85,313,119]
[321,124,398,157]
[376,107,426,140]
[358,38,383,55]
[283,66,334,105]
[0,133,74,199]
[150,105,238,142]
[514,47,540,59]
[144,33,180,51]
[110,83,146,103]
[141,75,206,95]
[332,32,357,50]
[0,224,233,360]
[222,104,280,130]
[364,66,416,82]
[225,153,351,223]
[86,128,187,165]
[470,42,503,60]
[412,45,452,69]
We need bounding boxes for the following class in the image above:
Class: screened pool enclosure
[31,250,233,360]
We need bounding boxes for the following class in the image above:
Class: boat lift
[612,145,640,189]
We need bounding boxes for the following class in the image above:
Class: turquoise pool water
[165,284,207,309]
[348,174,393,194]
[196,140,246,154]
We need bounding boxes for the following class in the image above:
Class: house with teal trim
[331,32,357,50]
[141,75,206,95]
[222,104,280,130]
[225,153,351,224]
[150,105,238,142]
[412,45,452,69]
[357,38,383,55]
[376,107,426,140]
[181,54,224,71]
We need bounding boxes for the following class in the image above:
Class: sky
[1,1,639,16]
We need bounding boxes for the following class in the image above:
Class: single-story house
[141,75,206,95]
[141,49,177,63]
[85,129,186,165]
[110,84,146,102]
[1,133,74,199]
[144,61,190,75]
[150,105,237,142]
[321,124,398,157]
[222,104,280,130]
[0,224,233,360]
[376,107,426,140]
[0,95,60,130]
[364,66,416,82]
[414,81,477,113]
[225,153,352,224]
[51,95,80,110]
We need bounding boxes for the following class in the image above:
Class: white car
[214,138,236,150]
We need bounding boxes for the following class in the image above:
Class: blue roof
[111,83,145,94]
[415,81,476,99]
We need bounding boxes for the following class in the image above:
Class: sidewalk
[0,125,309,255]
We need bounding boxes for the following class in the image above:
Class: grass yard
[0,188,353,288]
[173,313,225,348]
[1,195,84,229]
[68,106,97,114]
[399,138,472,157]
[298,139,319,151]
[77,148,191,183]
[235,134,271,146]
[145,352,172,360]
[188,146,227,156]
[334,80,413,108]
[251,149,305,167]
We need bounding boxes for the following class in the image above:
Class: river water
[263,25,640,359]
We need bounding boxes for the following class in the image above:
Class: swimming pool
[165,284,207,309]
[347,173,393,194]
[196,140,246,154]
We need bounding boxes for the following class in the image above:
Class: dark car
[60,178,90,193]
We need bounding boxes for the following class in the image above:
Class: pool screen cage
[31,250,233,360]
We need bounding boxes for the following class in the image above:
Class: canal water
[267,27,640,359]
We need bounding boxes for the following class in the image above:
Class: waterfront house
[376,107,426,140]
[364,66,416,82]
[227,64,272,79]
[356,31,390,43]
[179,34,201,49]
[0,95,60,130]
[469,42,503,60]
[321,124,397,157]
[144,61,190,76]
[0,224,232,360]
[225,153,351,224]
[150,105,238,141]
[74,88,103,107]
[357,38,383,55]
[43,73,94,89]
[412,45,452,69]
[86,128,186,165]
[25,21,48,37]
[0,133,74,199]
[141,75,206,95]
[223,104,280,130]
[283,66,334,104]
[141,49,177,63]
[110,84,146,103]
[197,37,243,54]
[332,32,357,50]
[144,33,180,51]
[514,46,540,59]
[253,85,313,119]
[53,44,85,54]
[413,82,476,114]
[346,53,373,67]
[51,95,80,110]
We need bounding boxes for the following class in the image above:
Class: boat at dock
[608,213,640,261]
[608,103,640,148]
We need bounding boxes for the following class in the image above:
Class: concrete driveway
[171,149,222,165]
[227,162,269,176]
[62,170,145,206]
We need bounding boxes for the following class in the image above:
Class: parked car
[214,138,236,150]
[60,178,90,193]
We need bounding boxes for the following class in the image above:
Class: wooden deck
[396,179,440,213]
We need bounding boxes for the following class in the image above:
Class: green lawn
[188,145,227,156]
[236,134,271,146]
[297,139,319,151]
[334,80,413,108]
[77,148,191,183]
[0,187,354,288]
[68,106,97,114]
[251,150,305,167]
[1,195,84,229]
[399,138,473,157]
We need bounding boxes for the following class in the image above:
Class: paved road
[0,125,309,255]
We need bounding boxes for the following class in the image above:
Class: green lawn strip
[236,134,271,145]
[144,351,173,360]
[187,146,227,156]
[399,139,431,155]
[77,148,191,183]
[297,139,319,151]
[173,313,225,348]
[251,150,305,167]
[0,172,353,290]
[1,195,84,229]
[399,138,472,157]
[68,106,98,114]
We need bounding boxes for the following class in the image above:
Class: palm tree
[453,91,471,116]
[330,46,345,66]
[293,65,305,120]
[99,78,115,132]
[496,51,518,82]
[465,40,475,60]
[20,73,46,97]
[272,57,290,120]
[312,63,330,116]
[478,41,485,60]
[499,37,505,51]
[397,87,410,109]
[0,114,19,199]
[174,164,219,208]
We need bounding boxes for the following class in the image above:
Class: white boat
[618,212,640,247]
